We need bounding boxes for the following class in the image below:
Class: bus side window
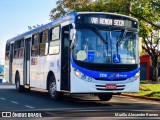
[14,50,19,58]
[31,33,39,56]
[18,39,24,58]
[39,29,48,56]
[5,43,10,60]
[49,26,60,54]
[14,40,20,59]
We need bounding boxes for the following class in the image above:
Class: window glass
[18,39,24,58]
[19,48,24,58]
[14,50,19,58]
[14,39,24,59]
[39,43,47,56]
[49,40,59,54]
[73,28,138,64]
[20,39,24,47]
[31,45,39,56]
[49,26,60,54]
[50,40,59,46]
[52,26,60,40]
[32,33,39,45]
[6,44,10,52]
[5,44,10,60]
[42,30,48,43]
[5,52,10,60]
[14,41,19,49]
[32,33,39,56]
[39,30,48,56]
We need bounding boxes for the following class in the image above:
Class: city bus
[5,12,140,101]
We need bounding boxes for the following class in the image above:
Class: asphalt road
[0,83,159,120]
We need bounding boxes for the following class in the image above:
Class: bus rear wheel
[15,74,24,92]
[48,76,63,101]
[98,93,112,101]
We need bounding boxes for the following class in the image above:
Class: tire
[15,73,24,92]
[24,86,30,92]
[98,93,112,101]
[48,75,63,101]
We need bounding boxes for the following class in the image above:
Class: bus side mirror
[70,29,75,49]
[70,29,74,41]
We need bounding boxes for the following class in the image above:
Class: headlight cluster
[74,69,93,82]
[128,72,140,82]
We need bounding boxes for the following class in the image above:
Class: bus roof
[6,12,138,43]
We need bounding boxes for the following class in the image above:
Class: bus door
[24,38,31,85]
[9,43,14,83]
[61,25,70,91]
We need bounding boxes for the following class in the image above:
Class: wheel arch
[46,71,56,90]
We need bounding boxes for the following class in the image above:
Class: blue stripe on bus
[71,59,140,81]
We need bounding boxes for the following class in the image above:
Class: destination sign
[89,17,132,27]
[91,17,124,26]
[75,14,138,28]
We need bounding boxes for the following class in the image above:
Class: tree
[142,30,160,81]
[49,0,92,20]
[131,0,160,81]
[50,0,160,81]
[49,0,67,20]
[28,24,43,30]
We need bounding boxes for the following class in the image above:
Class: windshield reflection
[73,28,138,64]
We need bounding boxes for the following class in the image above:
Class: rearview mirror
[70,29,74,41]
[70,29,76,49]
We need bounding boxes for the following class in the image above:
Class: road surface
[0,83,159,119]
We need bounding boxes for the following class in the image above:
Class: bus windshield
[73,28,138,64]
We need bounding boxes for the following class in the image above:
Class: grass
[126,84,160,98]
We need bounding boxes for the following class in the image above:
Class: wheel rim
[49,82,56,95]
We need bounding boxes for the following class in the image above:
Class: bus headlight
[75,71,81,76]
[74,69,92,82]
[135,72,140,77]
[128,72,140,82]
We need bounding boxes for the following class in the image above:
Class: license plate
[106,84,117,89]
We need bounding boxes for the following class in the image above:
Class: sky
[0,0,56,64]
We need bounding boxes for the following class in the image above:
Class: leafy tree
[131,0,160,81]
[49,0,92,20]
[28,24,43,30]
[50,0,132,20]
[50,0,160,81]
[142,31,160,81]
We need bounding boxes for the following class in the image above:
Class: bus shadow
[0,85,159,110]
[27,89,113,107]
[25,89,160,110]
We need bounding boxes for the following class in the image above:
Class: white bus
[5,12,140,101]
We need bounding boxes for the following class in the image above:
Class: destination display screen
[88,17,131,27]
[75,14,138,29]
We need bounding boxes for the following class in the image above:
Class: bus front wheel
[98,93,112,101]
[48,76,63,101]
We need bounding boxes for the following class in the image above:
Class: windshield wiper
[116,29,127,54]
[116,29,127,46]
[91,26,108,45]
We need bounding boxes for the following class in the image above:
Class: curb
[121,93,160,101]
